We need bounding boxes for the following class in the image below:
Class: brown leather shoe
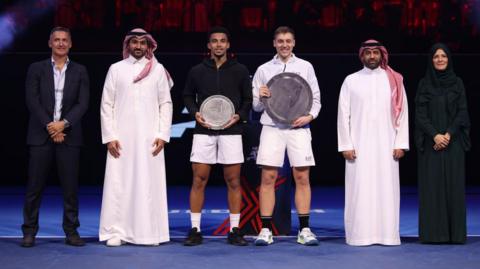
[21,234,35,248]
[65,233,85,247]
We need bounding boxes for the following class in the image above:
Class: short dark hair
[207,26,230,41]
[273,26,295,39]
[50,26,71,39]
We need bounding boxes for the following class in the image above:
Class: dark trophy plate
[264,72,313,124]
[199,95,235,130]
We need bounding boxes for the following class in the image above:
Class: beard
[130,49,146,59]
[364,59,380,70]
[211,49,226,58]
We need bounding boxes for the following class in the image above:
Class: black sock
[298,214,310,230]
[261,216,273,231]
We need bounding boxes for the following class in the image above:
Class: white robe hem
[99,234,170,245]
[346,237,401,246]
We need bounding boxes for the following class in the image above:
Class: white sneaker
[255,228,273,246]
[106,237,123,247]
[297,228,319,246]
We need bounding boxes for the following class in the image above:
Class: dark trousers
[22,141,81,236]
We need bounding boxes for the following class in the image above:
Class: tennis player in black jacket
[183,26,252,246]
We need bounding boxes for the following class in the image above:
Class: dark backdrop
[0,51,478,186]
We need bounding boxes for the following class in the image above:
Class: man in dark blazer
[21,27,89,247]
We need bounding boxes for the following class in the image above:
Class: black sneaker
[184,228,203,246]
[21,234,35,248]
[227,227,248,246]
[65,233,86,247]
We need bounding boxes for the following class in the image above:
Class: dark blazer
[25,59,89,146]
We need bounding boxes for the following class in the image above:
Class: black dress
[414,44,471,244]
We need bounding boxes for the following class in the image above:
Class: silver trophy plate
[199,95,235,130]
[264,72,313,124]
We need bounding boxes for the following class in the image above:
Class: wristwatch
[63,119,70,128]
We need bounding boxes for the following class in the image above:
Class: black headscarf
[424,43,457,88]
[417,43,461,107]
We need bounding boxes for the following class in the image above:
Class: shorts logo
[305,156,312,161]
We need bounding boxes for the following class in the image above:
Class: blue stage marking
[170,107,195,138]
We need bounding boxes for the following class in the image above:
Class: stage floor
[1,186,479,269]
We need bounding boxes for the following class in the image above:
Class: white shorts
[190,134,244,164]
[256,125,315,167]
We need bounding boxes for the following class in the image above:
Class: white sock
[230,213,240,231]
[191,212,201,231]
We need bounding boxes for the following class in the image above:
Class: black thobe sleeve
[415,79,439,138]
[446,79,470,137]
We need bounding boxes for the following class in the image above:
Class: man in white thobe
[337,40,409,246]
[99,28,173,246]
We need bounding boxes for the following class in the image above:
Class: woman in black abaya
[415,43,471,244]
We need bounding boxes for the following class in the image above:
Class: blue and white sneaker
[297,228,319,246]
[255,228,273,246]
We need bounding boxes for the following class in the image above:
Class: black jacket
[183,58,252,135]
[25,59,90,146]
